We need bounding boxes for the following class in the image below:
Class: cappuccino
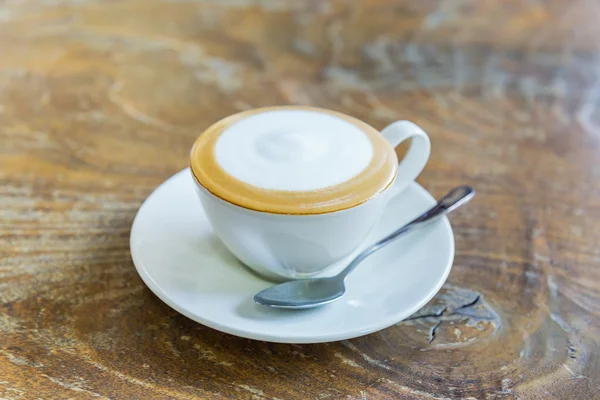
[190,106,398,214]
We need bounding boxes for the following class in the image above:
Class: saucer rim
[130,168,454,343]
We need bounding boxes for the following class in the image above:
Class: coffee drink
[190,106,398,214]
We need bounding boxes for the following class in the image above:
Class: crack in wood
[428,321,442,344]
[400,286,501,346]
[454,295,481,311]
[418,295,485,344]
[407,295,484,324]
[568,340,577,360]
[404,307,448,321]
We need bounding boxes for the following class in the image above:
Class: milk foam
[214,110,373,191]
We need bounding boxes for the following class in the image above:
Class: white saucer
[130,169,454,343]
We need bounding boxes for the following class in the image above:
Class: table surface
[1,1,599,399]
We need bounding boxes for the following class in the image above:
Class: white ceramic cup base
[130,169,454,343]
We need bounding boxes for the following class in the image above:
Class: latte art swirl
[254,130,327,163]
[214,110,374,192]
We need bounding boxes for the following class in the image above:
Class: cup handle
[380,121,431,197]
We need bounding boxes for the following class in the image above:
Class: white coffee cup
[192,118,430,281]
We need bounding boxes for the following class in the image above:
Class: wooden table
[2,1,599,398]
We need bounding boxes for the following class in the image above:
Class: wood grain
[1,0,599,398]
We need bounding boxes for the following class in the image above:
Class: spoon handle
[337,186,475,279]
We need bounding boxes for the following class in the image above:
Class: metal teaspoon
[253,186,475,309]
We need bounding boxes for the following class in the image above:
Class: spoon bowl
[254,277,345,309]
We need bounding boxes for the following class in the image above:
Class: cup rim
[189,105,399,216]
[190,168,396,217]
